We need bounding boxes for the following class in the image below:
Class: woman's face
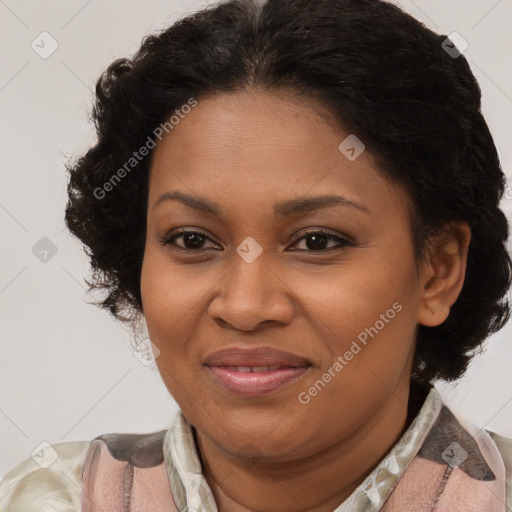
[140,90,427,461]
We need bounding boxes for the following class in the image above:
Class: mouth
[206,365,311,397]
[218,364,295,372]
[203,346,312,397]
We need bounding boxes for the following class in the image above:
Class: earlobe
[417,221,472,328]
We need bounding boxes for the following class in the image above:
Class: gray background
[1,0,511,481]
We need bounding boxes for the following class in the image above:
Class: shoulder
[486,429,512,507]
[0,428,171,512]
[0,440,90,512]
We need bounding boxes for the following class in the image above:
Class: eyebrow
[152,190,371,217]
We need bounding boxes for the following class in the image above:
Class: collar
[162,383,443,512]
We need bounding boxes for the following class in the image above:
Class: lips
[203,346,312,397]
[203,346,311,368]
[222,365,284,372]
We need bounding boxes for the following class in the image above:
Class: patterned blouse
[1,383,511,511]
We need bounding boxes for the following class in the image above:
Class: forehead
[147,90,411,222]
[152,90,343,160]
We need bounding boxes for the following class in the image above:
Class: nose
[208,253,294,332]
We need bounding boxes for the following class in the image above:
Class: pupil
[184,233,204,249]
[306,234,327,250]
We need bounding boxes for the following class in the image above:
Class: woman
[1,0,511,510]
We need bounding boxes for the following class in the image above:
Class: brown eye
[159,229,353,253]
[160,230,219,250]
[291,231,353,252]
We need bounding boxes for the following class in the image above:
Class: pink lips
[207,366,310,396]
[203,346,311,397]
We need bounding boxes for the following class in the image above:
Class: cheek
[300,248,410,328]
[140,250,184,370]
[140,253,194,400]
[302,247,417,377]
[140,247,197,333]
[140,249,212,393]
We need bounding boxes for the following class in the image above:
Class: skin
[140,89,471,512]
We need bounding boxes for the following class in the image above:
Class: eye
[159,228,354,253]
[290,230,354,252]
[159,229,219,251]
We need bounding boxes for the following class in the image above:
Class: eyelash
[158,228,354,253]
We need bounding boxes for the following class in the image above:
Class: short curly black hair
[65,0,511,383]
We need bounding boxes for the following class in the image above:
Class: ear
[416,221,472,327]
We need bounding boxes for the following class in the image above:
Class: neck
[194,380,428,512]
